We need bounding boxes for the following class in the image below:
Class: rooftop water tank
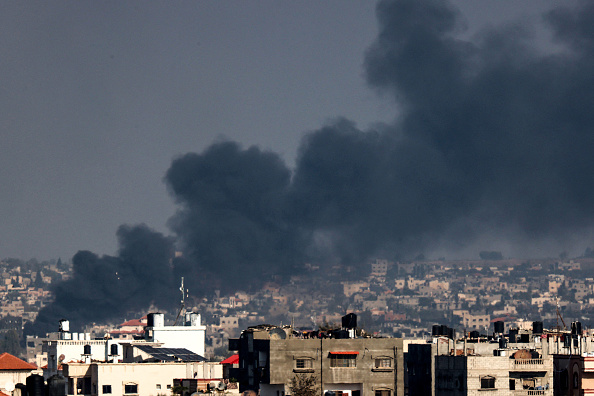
[59,319,69,332]
[147,313,164,328]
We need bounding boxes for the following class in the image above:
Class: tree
[289,374,318,396]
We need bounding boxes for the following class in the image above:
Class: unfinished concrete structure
[229,315,405,396]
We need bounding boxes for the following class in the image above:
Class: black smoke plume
[166,0,594,287]
[27,224,176,334]
[30,0,594,331]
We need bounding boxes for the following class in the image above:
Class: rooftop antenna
[174,277,188,325]
[556,297,567,331]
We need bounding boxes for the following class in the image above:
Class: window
[296,358,313,369]
[375,390,391,396]
[124,384,138,394]
[156,384,161,390]
[167,385,172,390]
[375,358,392,369]
[103,385,112,394]
[330,354,357,368]
[480,376,495,389]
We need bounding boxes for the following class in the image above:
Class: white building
[44,312,206,378]
[144,312,206,357]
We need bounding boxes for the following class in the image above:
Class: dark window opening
[481,376,495,389]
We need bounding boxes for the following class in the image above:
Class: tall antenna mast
[174,277,188,325]
[556,297,567,331]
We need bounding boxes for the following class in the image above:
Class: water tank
[83,344,91,355]
[572,321,582,335]
[509,329,518,343]
[448,327,455,340]
[47,375,66,396]
[494,321,505,334]
[432,325,440,336]
[499,337,507,349]
[110,344,118,355]
[533,321,543,335]
[469,330,480,339]
[186,313,200,327]
[342,313,357,329]
[58,319,69,332]
[147,313,164,328]
[26,374,45,396]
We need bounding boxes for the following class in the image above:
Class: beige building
[63,360,223,396]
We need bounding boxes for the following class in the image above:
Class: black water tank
[47,375,67,396]
[509,329,518,343]
[432,325,441,336]
[342,313,357,329]
[470,330,480,339]
[26,374,44,396]
[494,321,504,334]
[572,321,582,335]
[83,344,91,355]
[448,327,455,340]
[499,337,507,349]
[147,313,155,327]
[533,321,543,334]
[110,344,118,355]
[520,333,530,343]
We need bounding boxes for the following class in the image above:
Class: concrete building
[44,312,206,378]
[144,312,206,357]
[229,319,405,396]
[63,360,222,396]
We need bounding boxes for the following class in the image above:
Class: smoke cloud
[30,0,594,332]
[28,224,176,334]
[166,0,594,282]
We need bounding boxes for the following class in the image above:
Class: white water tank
[148,313,165,328]
[59,319,70,332]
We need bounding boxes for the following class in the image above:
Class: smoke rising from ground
[29,0,594,332]
[168,0,594,278]
[28,224,176,334]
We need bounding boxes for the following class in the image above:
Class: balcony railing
[512,390,550,396]
[513,359,544,368]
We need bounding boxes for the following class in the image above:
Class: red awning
[329,351,359,355]
[220,354,239,364]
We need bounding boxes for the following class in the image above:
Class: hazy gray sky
[0,1,576,260]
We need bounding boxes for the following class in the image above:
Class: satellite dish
[5,381,15,392]
[269,328,287,340]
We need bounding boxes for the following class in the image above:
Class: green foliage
[289,374,318,396]
[171,385,187,396]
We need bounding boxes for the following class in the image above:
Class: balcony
[512,390,551,396]
[512,359,544,369]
